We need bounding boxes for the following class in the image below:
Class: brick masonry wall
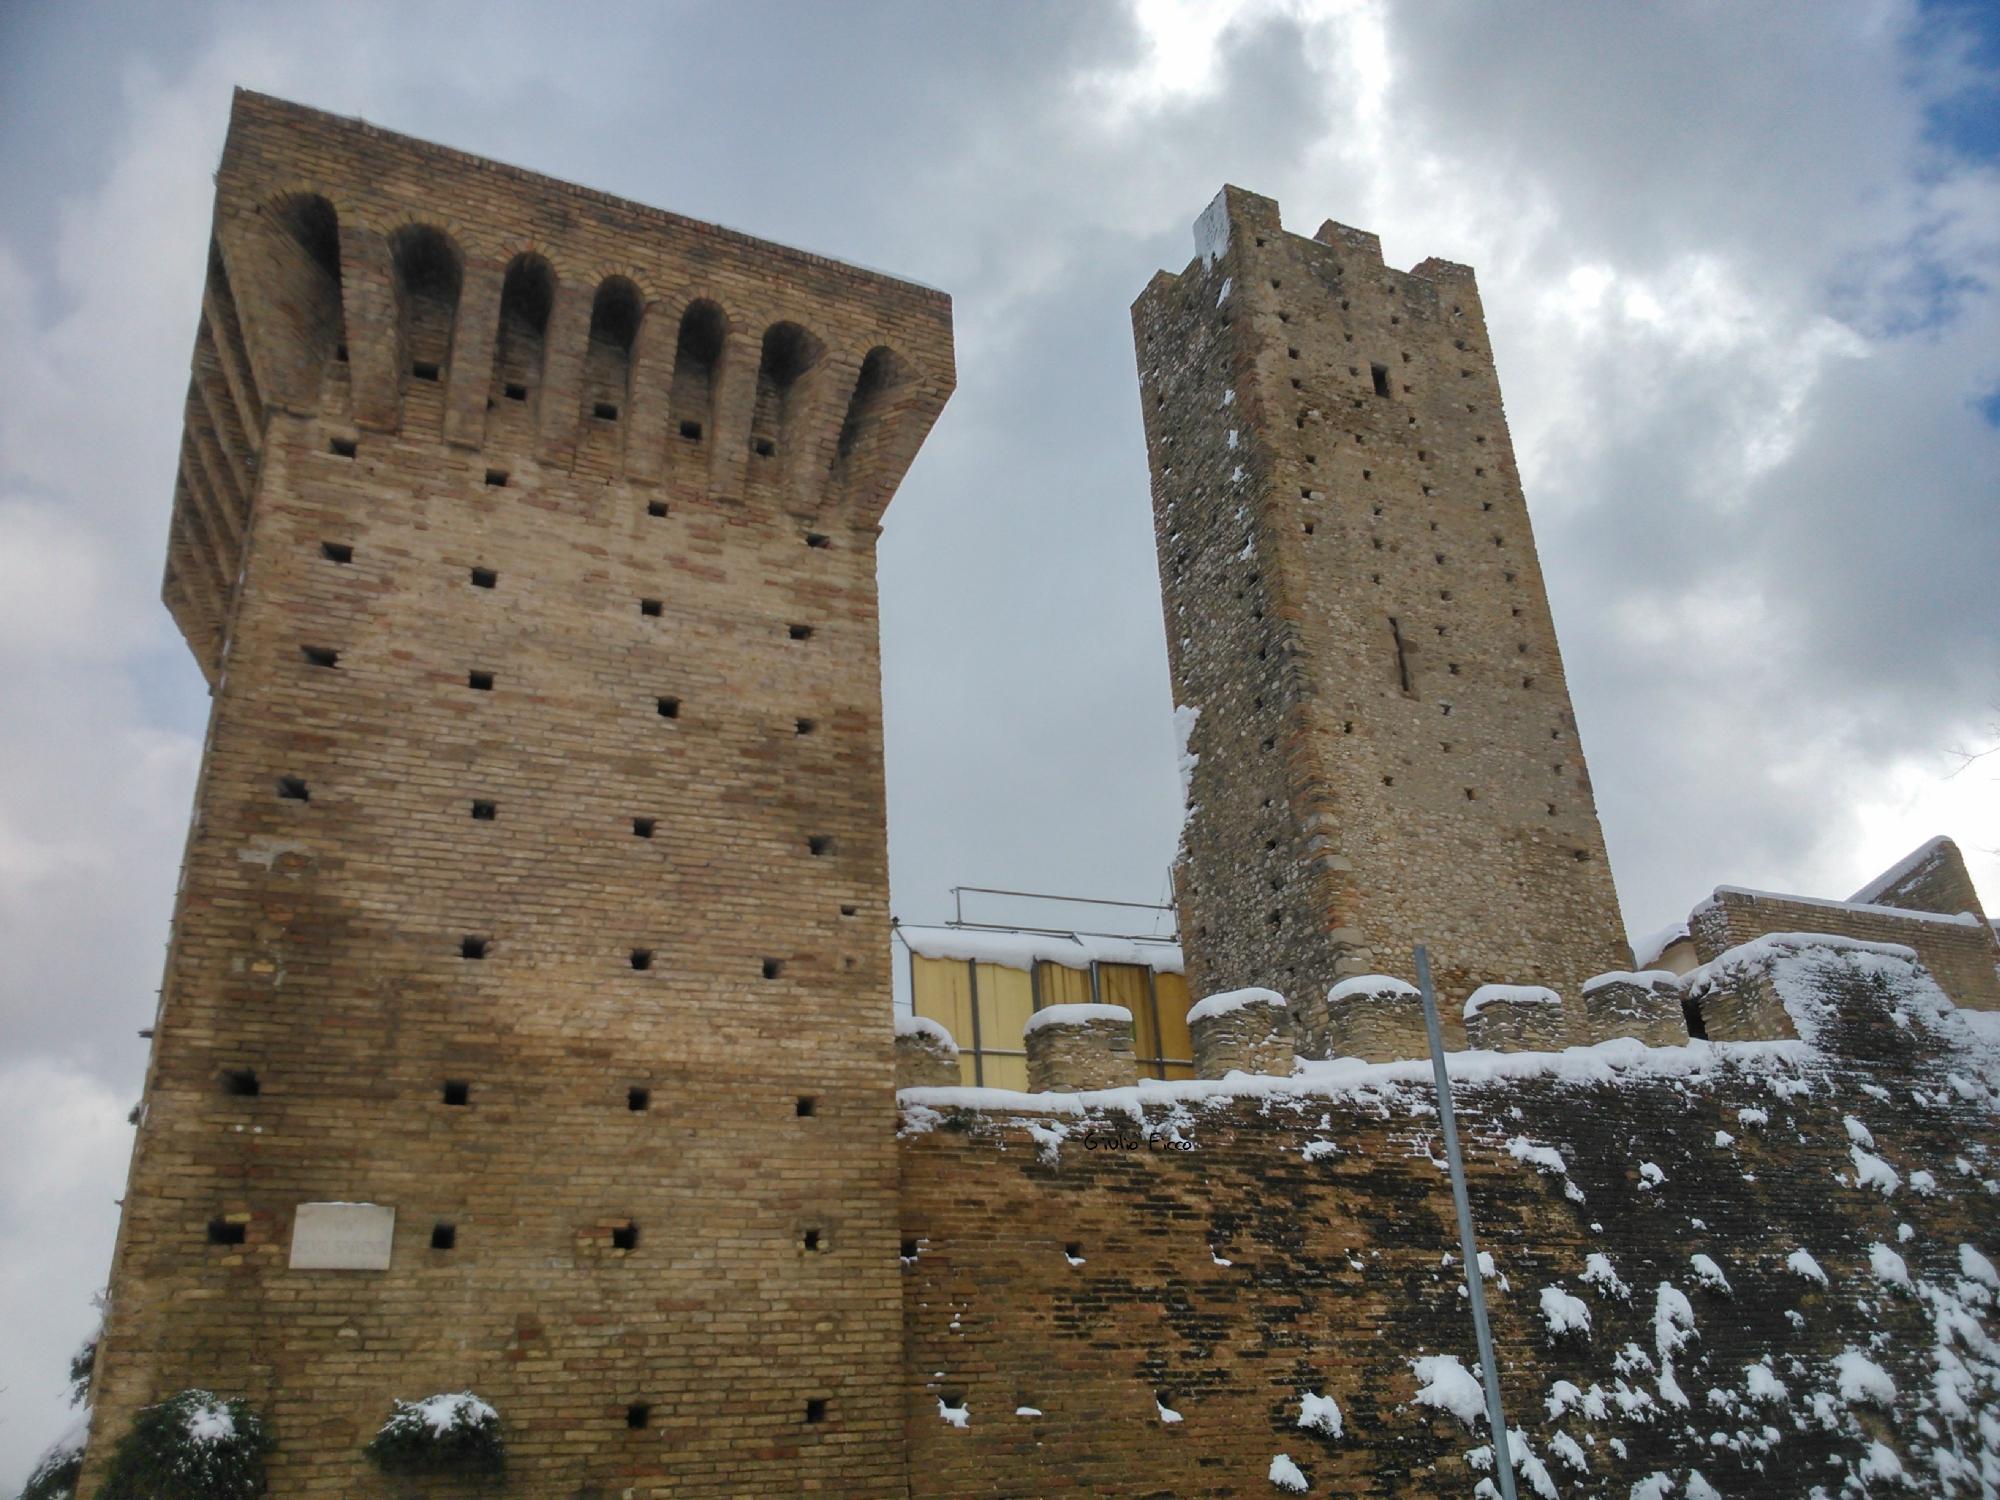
[85,91,952,1499]
[897,951,2000,1497]
[1133,188,1629,1044]
[1692,887,2000,1012]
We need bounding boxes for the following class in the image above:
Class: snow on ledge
[1698,884,1981,928]
[898,1035,1815,1123]
[1329,974,1420,1003]
[1464,984,1562,1019]
[895,1014,957,1051]
[1188,987,1287,1024]
[899,924,1184,974]
[1022,1002,1132,1036]
[1581,969,1683,995]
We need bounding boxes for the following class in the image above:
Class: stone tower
[84,91,951,1497]
[1132,187,1626,1040]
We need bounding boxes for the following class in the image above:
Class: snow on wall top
[1022,1003,1132,1036]
[1631,921,1692,969]
[1187,987,1287,1024]
[1698,884,1982,928]
[1464,984,1563,1019]
[899,924,1184,975]
[1581,970,1682,995]
[1329,975,1421,1003]
[1849,835,1955,906]
[896,1014,958,1051]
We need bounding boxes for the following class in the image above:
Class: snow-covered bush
[365,1392,503,1475]
[19,1419,87,1500]
[95,1389,270,1500]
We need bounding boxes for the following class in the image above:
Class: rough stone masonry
[1133,186,1631,1042]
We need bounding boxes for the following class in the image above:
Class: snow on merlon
[1194,187,1231,269]
[1581,970,1682,995]
[1464,984,1562,1019]
[895,1014,957,1051]
[1022,1003,1132,1036]
[899,924,1183,975]
[1187,987,1286,1024]
[1848,834,1954,906]
[1328,974,1420,1003]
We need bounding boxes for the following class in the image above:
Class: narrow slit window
[221,1068,260,1097]
[788,624,814,641]
[329,437,357,458]
[753,437,776,457]
[633,817,656,838]
[431,1223,456,1250]
[805,532,830,548]
[657,696,681,719]
[459,936,489,960]
[1371,363,1391,396]
[611,1221,639,1251]
[630,948,655,971]
[796,718,816,735]
[627,1087,651,1112]
[470,800,497,821]
[412,360,440,381]
[796,1096,817,1117]
[594,401,620,421]
[647,500,669,517]
[442,1079,471,1105]
[484,468,508,487]
[278,776,310,802]
[471,567,497,589]
[679,420,703,440]
[320,541,353,564]
[468,670,495,691]
[839,905,857,917]
[626,1404,651,1430]
[504,382,527,401]
[207,1219,245,1246]
[808,835,834,856]
[900,1237,919,1260]
[302,645,339,669]
[762,958,785,980]
[804,1399,827,1424]
[640,599,663,618]
[803,1229,822,1252]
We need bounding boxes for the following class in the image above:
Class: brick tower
[1132,187,1626,1039]
[83,91,952,1496]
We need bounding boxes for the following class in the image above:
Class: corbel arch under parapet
[749,320,827,463]
[582,275,644,422]
[387,224,464,422]
[664,299,728,491]
[835,345,911,463]
[493,252,556,426]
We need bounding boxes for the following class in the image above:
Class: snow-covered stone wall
[896,941,2000,1496]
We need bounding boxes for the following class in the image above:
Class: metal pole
[1415,944,1517,1498]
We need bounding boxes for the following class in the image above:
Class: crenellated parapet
[163,89,955,681]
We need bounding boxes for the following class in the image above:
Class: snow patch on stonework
[1411,1354,1486,1429]
[1329,974,1420,1003]
[1540,1284,1592,1339]
[1023,1003,1131,1036]
[1267,1452,1308,1491]
[1297,1390,1343,1437]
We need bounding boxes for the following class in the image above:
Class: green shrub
[95,1389,268,1500]
[365,1392,504,1475]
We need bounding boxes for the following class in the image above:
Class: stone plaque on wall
[290,1202,395,1270]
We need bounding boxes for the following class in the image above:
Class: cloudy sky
[2,0,1995,1477]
